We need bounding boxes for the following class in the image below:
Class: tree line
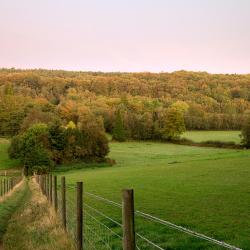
[0,68,250,139]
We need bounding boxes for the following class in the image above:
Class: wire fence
[35,174,242,250]
[0,174,23,199]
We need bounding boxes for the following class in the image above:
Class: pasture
[181,130,241,144]
[55,141,250,249]
[0,139,20,170]
[0,135,249,249]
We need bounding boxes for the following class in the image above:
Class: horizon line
[0,67,249,76]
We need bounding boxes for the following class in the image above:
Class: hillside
[0,69,250,137]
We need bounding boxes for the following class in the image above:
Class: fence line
[0,175,23,199]
[35,174,242,250]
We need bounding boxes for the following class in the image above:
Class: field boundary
[0,175,23,203]
[35,174,242,250]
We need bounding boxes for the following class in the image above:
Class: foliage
[9,117,109,174]
[0,69,250,138]
[112,110,126,141]
[17,124,52,174]
[241,116,250,148]
[160,107,186,140]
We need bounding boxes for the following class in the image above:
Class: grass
[3,178,74,250]
[55,142,250,249]
[181,131,241,144]
[0,136,249,249]
[0,138,20,170]
[0,180,29,242]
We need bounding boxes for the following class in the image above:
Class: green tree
[161,107,186,140]
[113,110,126,142]
[241,116,250,148]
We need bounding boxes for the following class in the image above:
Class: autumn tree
[161,107,186,140]
[113,110,126,142]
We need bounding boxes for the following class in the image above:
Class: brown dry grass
[3,178,75,250]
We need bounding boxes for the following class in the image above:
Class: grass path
[3,178,74,250]
[0,180,28,246]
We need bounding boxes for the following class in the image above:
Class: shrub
[9,123,53,175]
[9,116,110,174]
[241,116,250,148]
[31,165,50,175]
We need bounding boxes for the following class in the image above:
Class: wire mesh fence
[35,174,242,250]
[0,174,23,198]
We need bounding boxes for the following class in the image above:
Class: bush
[9,117,110,174]
[241,116,250,148]
[8,123,52,175]
[31,165,50,175]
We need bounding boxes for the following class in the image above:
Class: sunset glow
[0,0,250,73]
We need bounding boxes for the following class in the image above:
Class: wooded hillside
[0,69,250,138]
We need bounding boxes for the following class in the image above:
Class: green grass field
[0,134,249,249]
[181,131,241,144]
[55,142,250,249]
[0,139,20,170]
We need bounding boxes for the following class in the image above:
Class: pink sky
[0,0,250,73]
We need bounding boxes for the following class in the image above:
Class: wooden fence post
[6,179,9,193]
[61,176,67,230]
[49,174,53,204]
[47,174,50,199]
[53,175,58,212]
[44,175,47,196]
[122,189,135,250]
[76,182,83,250]
[43,175,45,195]
[0,179,2,196]
[3,179,6,195]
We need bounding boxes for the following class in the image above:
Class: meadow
[0,133,250,249]
[55,141,250,249]
[0,139,20,170]
[181,130,241,144]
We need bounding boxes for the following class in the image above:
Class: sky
[0,0,250,74]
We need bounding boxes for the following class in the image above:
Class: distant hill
[0,69,249,136]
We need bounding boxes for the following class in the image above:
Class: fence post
[47,174,50,199]
[122,189,135,250]
[61,176,67,230]
[44,175,47,196]
[0,179,2,197]
[43,175,45,195]
[53,175,58,212]
[3,179,5,194]
[7,179,9,193]
[76,182,83,250]
[49,174,53,204]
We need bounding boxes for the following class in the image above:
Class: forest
[0,68,250,139]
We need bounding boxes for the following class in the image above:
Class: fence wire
[37,176,242,250]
